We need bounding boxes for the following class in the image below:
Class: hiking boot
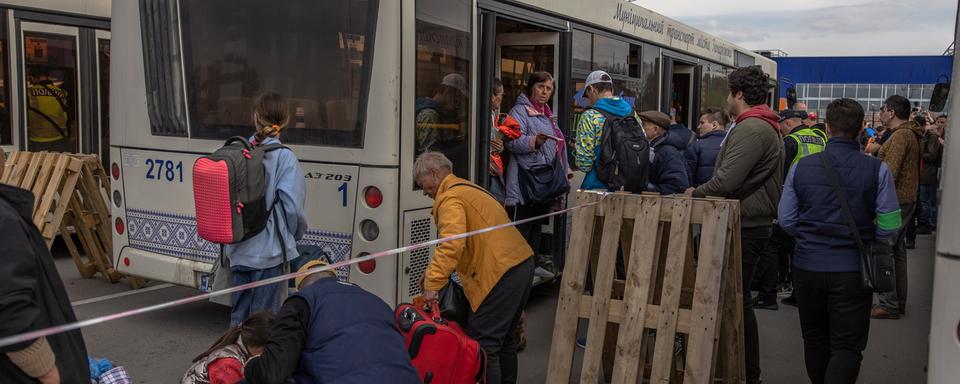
[871,305,900,319]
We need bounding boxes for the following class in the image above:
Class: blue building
[772,55,954,122]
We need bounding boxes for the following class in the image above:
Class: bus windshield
[178,0,378,148]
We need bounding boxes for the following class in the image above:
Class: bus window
[139,0,188,137]
[24,33,79,153]
[180,0,378,148]
[414,0,471,179]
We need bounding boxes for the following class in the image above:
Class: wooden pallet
[2,152,144,288]
[546,191,744,384]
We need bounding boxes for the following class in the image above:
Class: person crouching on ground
[243,260,420,384]
[182,312,274,384]
[415,152,535,384]
[638,110,690,195]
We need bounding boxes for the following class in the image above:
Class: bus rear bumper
[116,247,213,288]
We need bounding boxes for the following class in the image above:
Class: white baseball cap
[584,70,613,88]
[441,73,468,94]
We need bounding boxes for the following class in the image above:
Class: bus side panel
[346,167,400,307]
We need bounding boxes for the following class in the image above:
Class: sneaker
[777,284,793,297]
[576,337,587,349]
[781,294,798,307]
[870,305,900,319]
[534,267,556,280]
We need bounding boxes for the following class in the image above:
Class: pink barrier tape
[0,192,609,349]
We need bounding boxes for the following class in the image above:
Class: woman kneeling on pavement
[415,152,535,384]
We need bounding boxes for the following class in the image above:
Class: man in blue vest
[755,109,829,309]
[778,98,901,384]
[243,260,420,383]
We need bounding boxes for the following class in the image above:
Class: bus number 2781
[145,159,184,182]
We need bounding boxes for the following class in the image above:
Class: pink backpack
[192,136,288,244]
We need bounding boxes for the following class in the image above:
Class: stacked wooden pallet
[547,191,744,384]
[2,152,144,288]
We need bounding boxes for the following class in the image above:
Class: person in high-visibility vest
[26,73,72,145]
[755,109,828,310]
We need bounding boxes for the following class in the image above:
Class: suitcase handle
[429,300,443,323]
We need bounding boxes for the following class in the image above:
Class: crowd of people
[0,61,946,384]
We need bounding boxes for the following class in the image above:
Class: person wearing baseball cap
[573,70,637,191]
[637,110,690,195]
[244,257,420,383]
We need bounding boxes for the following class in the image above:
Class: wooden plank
[33,155,67,228]
[43,158,82,245]
[580,194,626,384]
[546,192,601,384]
[58,211,96,278]
[600,197,710,225]
[19,152,45,190]
[577,298,693,333]
[6,152,26,186]
[611,195,663,384]
[1,151,19,184]
[683,201,732,384]
[649,198,693,382]
[714,204,744,383]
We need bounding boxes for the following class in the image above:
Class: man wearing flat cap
[637,110,690,195]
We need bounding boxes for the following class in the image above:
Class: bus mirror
[930,82,950,112]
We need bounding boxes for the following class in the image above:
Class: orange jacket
[422,175,533,310]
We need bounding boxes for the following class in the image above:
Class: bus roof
[2,0,111,19]
[512,0,776,77]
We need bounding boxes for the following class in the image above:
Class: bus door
[661,54,700,130]
[19,20,110,159]
[488,17,566,285]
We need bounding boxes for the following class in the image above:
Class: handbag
[517,152,569,204]
[438,280,470,326]
[819,154,895,292]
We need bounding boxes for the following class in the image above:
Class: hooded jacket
[0,184,89,383]
[684,129,726,187]
[694,105,784,228]
[574,97,634,191]
[919,130,943,185]
[504,94,569,206]
[648,132,691,195]
[878,121,924,203]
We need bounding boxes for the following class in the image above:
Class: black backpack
[193,136,288,244]
[592,109,650,193]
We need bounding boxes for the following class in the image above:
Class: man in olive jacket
[686,65,783,384]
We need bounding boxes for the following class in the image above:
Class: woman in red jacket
[182,312,274,384]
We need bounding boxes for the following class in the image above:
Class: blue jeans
[230,263,285,325]
[918,183,938,227]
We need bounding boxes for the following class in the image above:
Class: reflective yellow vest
[787,127,827,165]
[27,82,69,143]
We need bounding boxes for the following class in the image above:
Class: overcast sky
[631,0,958,56]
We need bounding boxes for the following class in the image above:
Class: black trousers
[741,226,772,384]
[467,257,535,384]
[508,203,551,256]
[757,225,795,302]
[794,268,872,384]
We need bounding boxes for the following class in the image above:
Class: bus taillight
[115,217,125,235]
[364,186,383,208]
[357,253,376,274]
[111,163,120,180]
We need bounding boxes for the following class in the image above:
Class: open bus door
[477,12,570,286]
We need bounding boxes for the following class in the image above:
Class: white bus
[109,0,776,307]
[0,1,111,167]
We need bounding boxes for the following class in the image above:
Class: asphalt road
[57,234,935,383]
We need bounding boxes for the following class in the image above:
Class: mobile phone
[865,127,876,138]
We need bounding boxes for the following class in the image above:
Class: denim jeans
[230,263,286,325]
[918,183,938,228]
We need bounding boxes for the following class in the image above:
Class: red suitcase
[395,301,486,384]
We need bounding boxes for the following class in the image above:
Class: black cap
[779,109,808,122]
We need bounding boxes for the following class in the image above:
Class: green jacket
[694,114,785,228]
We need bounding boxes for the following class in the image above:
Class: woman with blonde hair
[224,92,308,325]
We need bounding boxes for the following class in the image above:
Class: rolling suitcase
[395,301,486,384]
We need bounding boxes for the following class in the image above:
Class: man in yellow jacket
[415,152,534,384]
